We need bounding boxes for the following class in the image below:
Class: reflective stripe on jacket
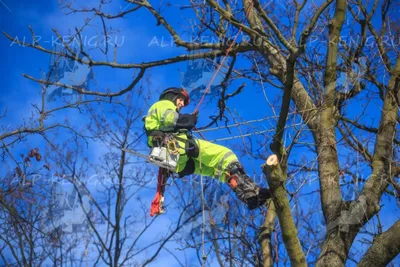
[144,100,178,146]
[145,100,197,146]
[145,100,179,132]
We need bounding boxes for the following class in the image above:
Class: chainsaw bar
[122,148,175,170]
[122,147,150,160]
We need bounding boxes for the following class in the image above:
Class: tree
[43,95,200,266]
[2,0,399,266]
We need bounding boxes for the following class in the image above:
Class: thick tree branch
[318,52,400,267]
[1,124,63,141]
[258,200,277,267]
[316,1,348,266]
[318,0,347,223]
[206,0,275,47]
[64,3,142,19]
[358,219,400,267]
[270,60,297,160]
[340,116,400,145]
[357,0,391,72]
[262,155,306,267]
[21,46,253,98]
[3,30,252,70]
[131,0,230,51]
[252,0,296,53]
[298,0,334,51]
[359,54,400,214]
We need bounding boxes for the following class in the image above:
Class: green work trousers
[174,133,238,182]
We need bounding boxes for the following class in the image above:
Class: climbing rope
[85,247,88,267]
[194,117,275,133]
[150,168,166,217]
[209,129,273,142]
[198,141,207,263]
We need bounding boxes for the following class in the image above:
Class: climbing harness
[166,136,179,155]
[147,134,180,171]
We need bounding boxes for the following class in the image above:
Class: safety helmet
[159,87,190,106]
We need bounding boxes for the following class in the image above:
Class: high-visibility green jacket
[144,99,197,147]
[144,99,238,182]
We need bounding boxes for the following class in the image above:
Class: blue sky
[1,0,399,266]
[0,1,258,265]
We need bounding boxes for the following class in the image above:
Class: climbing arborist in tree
[144,87,271,210]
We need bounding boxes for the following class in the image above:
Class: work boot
[245,188,271,210]
[226,162,271,210]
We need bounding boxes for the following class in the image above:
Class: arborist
[144,87,271,210]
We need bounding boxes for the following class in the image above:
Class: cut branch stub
[267,154,279,166]
[264,154,285,183]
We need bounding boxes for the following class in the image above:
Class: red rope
[194,127,206,140]
[194,2,254,113]
[150,168,164,217]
